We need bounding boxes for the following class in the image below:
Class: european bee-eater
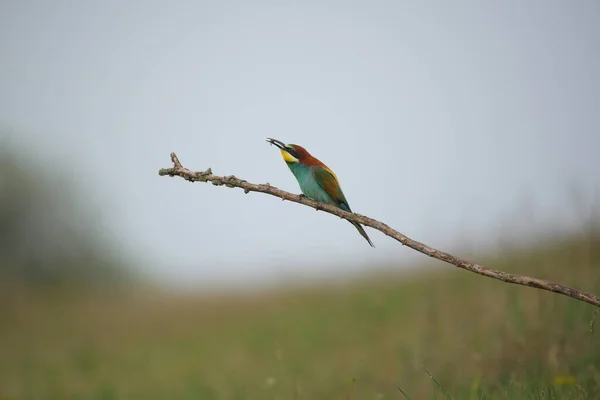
[266,138,374,247]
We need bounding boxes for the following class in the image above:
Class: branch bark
[158,152,600,308]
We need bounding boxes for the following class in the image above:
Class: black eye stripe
[286,147,297,158]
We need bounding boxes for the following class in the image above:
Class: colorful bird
[266,138,374,247]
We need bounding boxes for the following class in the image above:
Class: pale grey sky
[1,1,599,289]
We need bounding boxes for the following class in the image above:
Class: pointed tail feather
[349,220,375,247]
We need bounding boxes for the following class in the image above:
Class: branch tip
[170,152,182,169]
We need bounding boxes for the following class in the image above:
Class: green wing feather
[311,166,351,212]
[311,166,375,247]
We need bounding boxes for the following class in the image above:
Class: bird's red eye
[286,147,298,158]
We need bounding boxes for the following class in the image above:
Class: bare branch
[159,152,600,308]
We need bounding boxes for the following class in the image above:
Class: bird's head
[266,138,310,164]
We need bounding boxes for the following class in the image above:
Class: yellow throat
[281,149,298,163]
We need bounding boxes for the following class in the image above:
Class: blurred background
[1,1,599,398]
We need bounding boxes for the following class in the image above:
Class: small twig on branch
[158,152,600,308]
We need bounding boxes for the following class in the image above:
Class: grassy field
[1,228,599,399]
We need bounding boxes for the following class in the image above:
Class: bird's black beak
[266,137,286,150]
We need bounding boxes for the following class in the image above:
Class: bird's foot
[297,194,306,201]
[315,201,324,211]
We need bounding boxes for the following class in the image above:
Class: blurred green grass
[1,227,599,399]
